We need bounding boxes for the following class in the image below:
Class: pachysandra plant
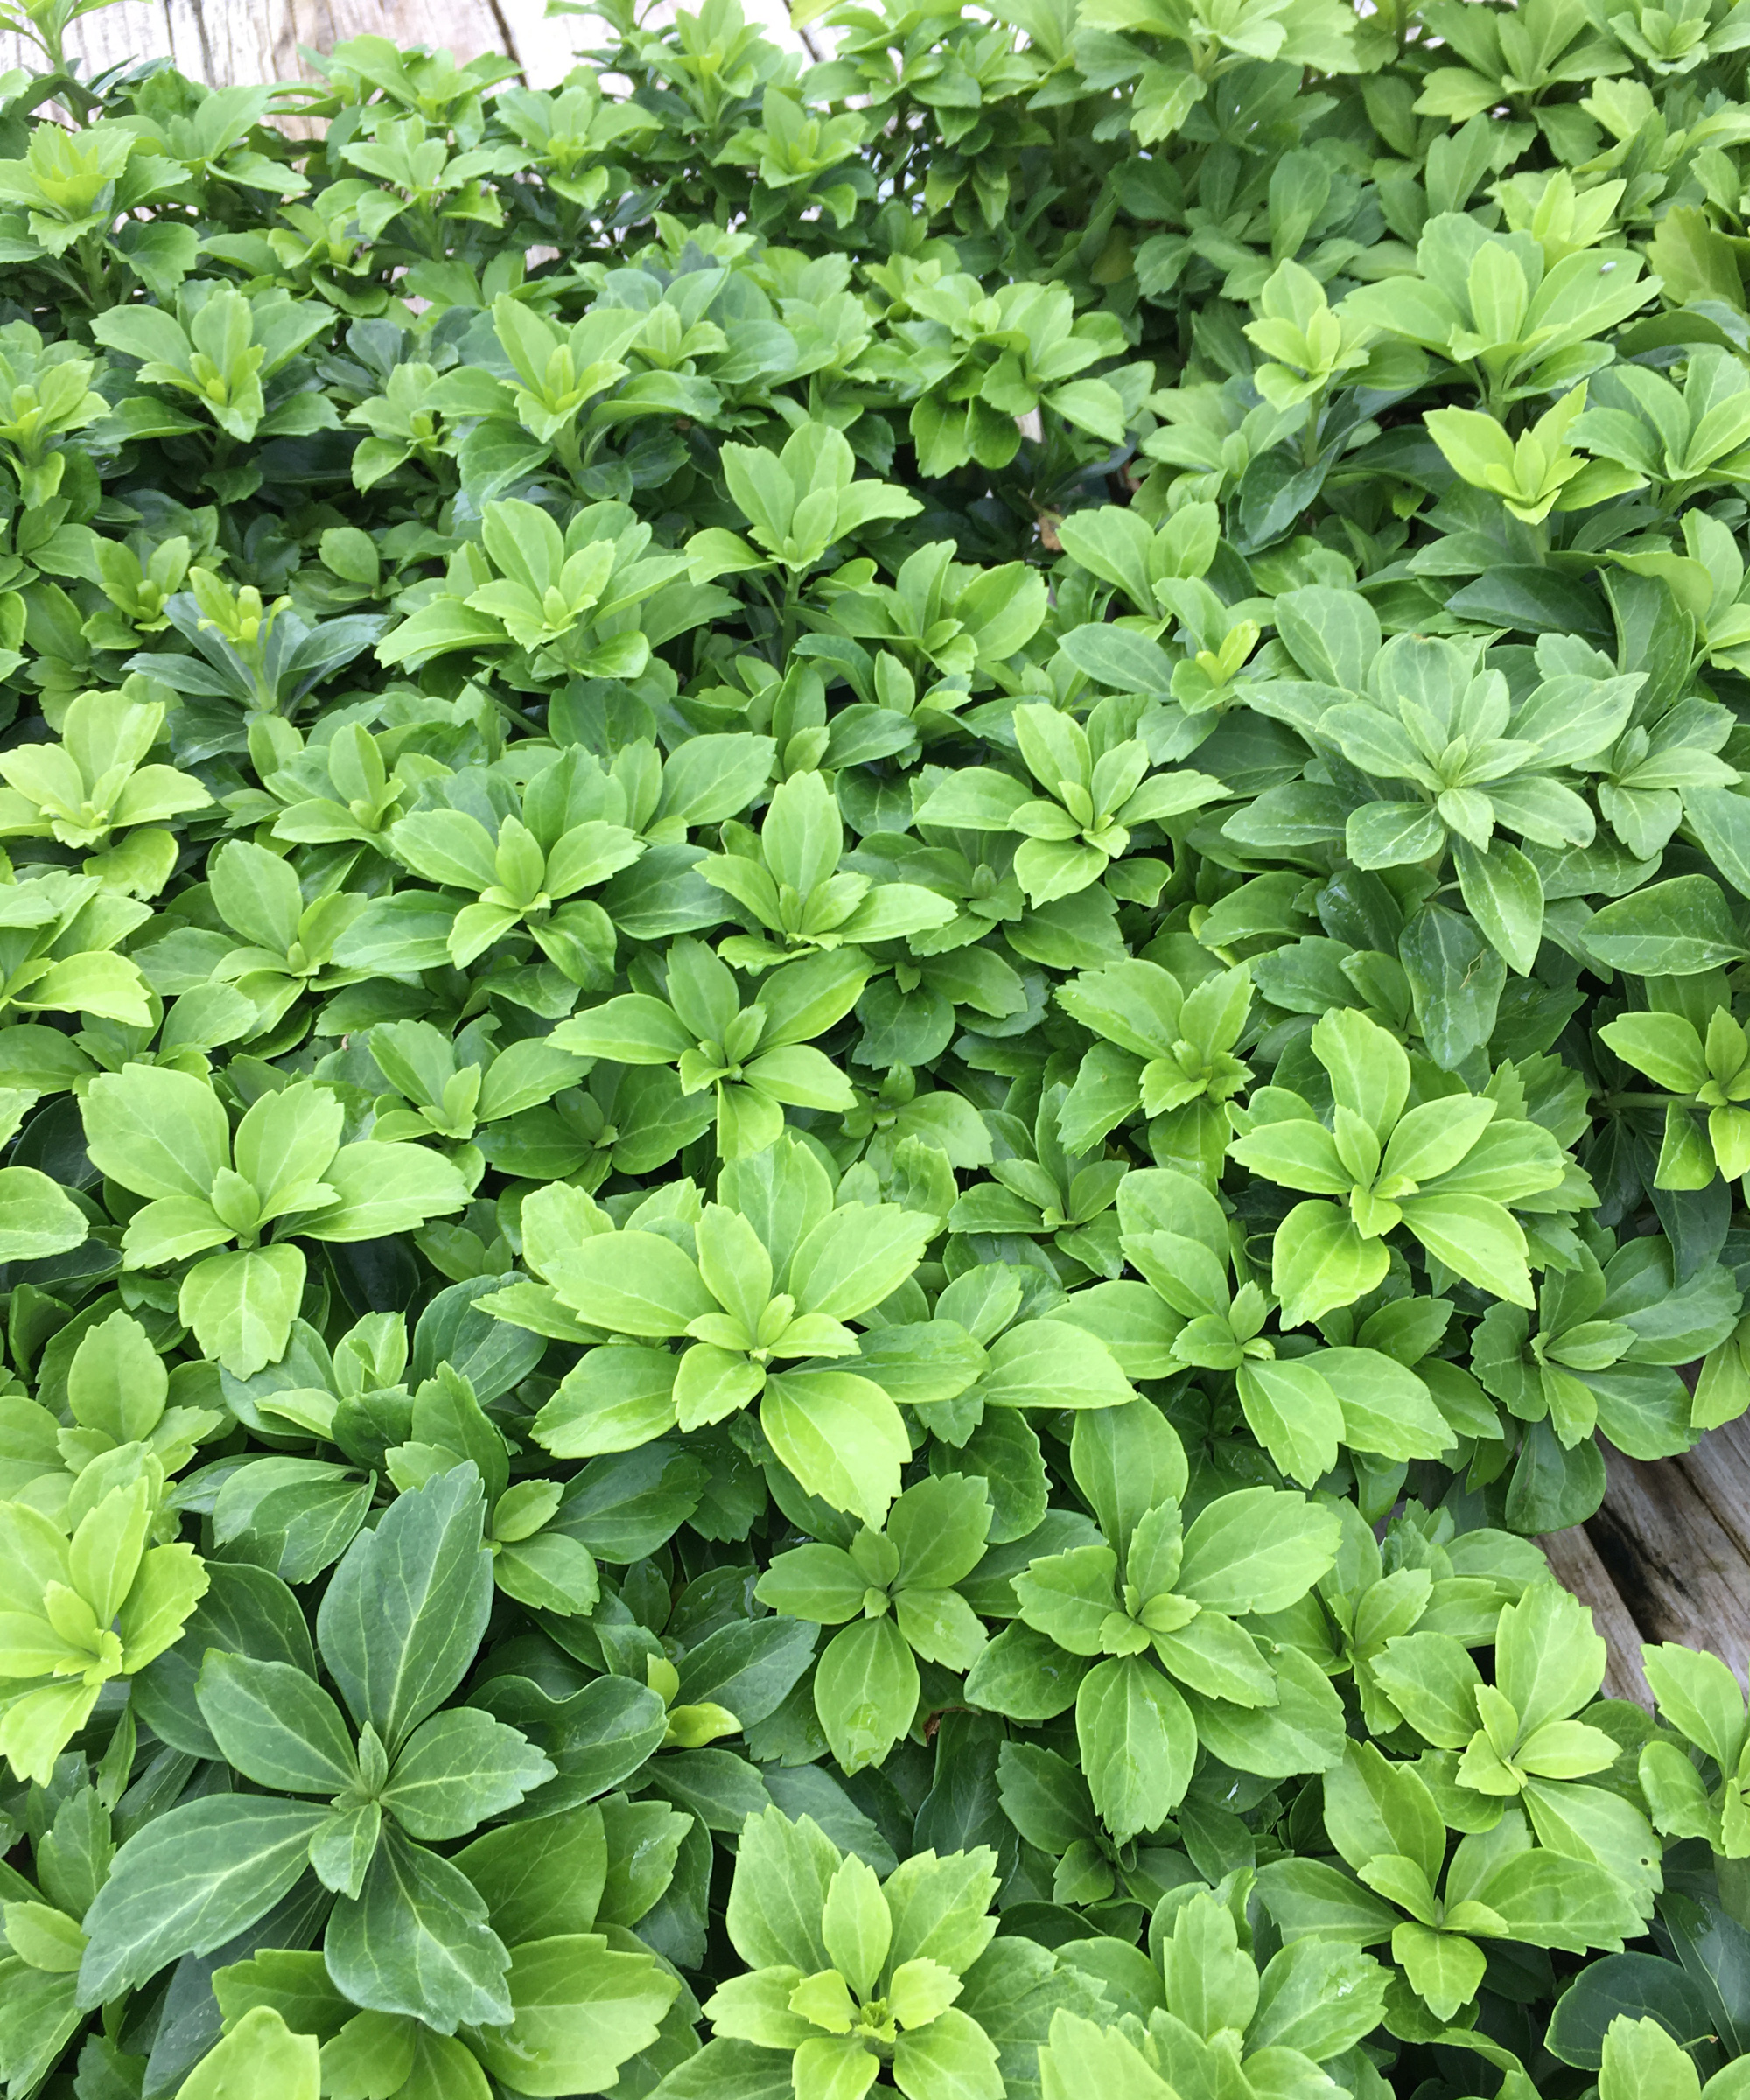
[4,1,1750,2094]
[0,1474,207,1783]
[754,1471,992,1772]
[668,1807,1007,2100]
[972,1396,1346,1838]
[1228,1008,1567,1325]
[0,688,210,896]
[1038,1886,1391,2100]
[78,1066,470,1373]
[206,1796,687,2096]
[1054,956,1253,1180]
[555,937,865,1158]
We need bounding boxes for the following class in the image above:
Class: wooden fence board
[0,0,798,87]
[0,0,515,85]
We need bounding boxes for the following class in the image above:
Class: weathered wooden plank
[163,0,292,94]
[1675,1410,1750,1570]
[0,0,514,84]
[2,0,801,88]
[1,0,174,84]
[1538,1519,1651,1707]
[1588,1441,1750,1690]
[268,0,513,80]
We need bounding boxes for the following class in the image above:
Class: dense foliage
[9,0,1750,2091]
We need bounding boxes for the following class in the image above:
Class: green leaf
[1012,1545,1122,1657]
[1397,1194,1534,1306]
[1546,1956,1717,2072]
[724,1807,840,1973]
[0,1166,88,1261]
[1586,877,1747,976]
[1495,1582,1605,1737]
[452,1803,607,1943]
[78,1796,331,2006]
[325,1823,512,2034]
[81,1063,231,1201]
[815,1618,920,1774]
[1645,205,1745,309]
[1322,1740,1447,1885]
[787,1204,931,1320]
[882,1844,999,1975]
[1312,1346,1456,1461]
[471,1934,682,2094]
[1058,625,1174,699]
[1074,1656,1195,1844]
[1069,1400,1188,1550]
[296,1143,470,1241]
[1236,1356,1344,1484]
[179,1246,306,1379]
[133,1563,314,1759]
[210,838,303,953]
[1599,1013,1709,1095]
[1370,1632,1485,1751]
[1174,1489,1340,1614]
[822,1855,891,1998]
[558,993,696,1063]
[179,2006,318,2100]
[887,1474,992,1590]
[1039,2013,1176,2100]
[1250,1938,1389,2059]
[1393,1920,1487,2022]
[379,1707,555,1838]
[976,1321,1134,1410]
[891,2007,1003,2100]
[760,1369,911,1527]
[1454,838,1544,976]
[1642,1643,1747,1771]
[1466,1841,1647,1952]
[1314,1008,1410,1137]
[1678,788,1750,903]
[1400,905,1508,1071]
[1270,1203,1390,1328]
[1180,1646,1348,1779]
[317,1465,494,1754]
[1598,2016,1704,2100]
[1254,1856,1401,1946]
[963,1623,1090,1722]
[546,1231,713,1335]
[195,1652,358,1795]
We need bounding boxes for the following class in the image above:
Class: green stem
[554,422,588,494]
[779,569,802,662]
[1300,385,1326,470]
[747,573,788,665]
[493,691,547,736]
[78,232,106,309]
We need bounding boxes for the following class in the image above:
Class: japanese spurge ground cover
[12,0,1750,2095]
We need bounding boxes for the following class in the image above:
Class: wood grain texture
[2,0,175,82]
[178,0,290,90]
[1588,1440,1750,1690]
[0,0,800,87]
[1675,1410,1750,1567]
[0,0,513,83]
[1538,1518,1651,1706]
[272,0,514,77]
